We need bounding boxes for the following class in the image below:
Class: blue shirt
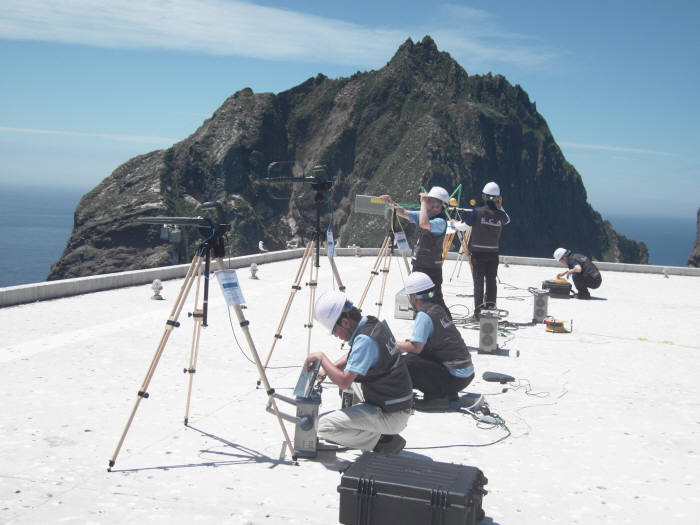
[409,311,434,343]
[410,308,473,379]
[346,317,380,376]
[406,210,447,236]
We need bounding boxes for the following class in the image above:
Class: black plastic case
[542,279,572,297]
[338,452,487,525]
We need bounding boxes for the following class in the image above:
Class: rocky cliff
[49,36,647,280]
[687,208,700,267]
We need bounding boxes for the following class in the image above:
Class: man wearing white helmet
[380,186,451,314]
[553,248,602,299]
[397,272,474,410]
[305,291,413,454]
[464,181,510,319]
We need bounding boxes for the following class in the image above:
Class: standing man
[381,186,451,314]
[397,272,475,410]
[465,182,510,320]
[553,248,602,299]
[306,291,413,454]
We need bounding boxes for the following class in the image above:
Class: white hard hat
[314,291,347,333]
[553,247,568,261]
[426,186,450,204]
[482,182,500,196]
[404,272,435,295]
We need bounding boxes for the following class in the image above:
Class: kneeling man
[306,291,413,454]
[398,272,475,410]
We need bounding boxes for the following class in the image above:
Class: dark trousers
[402,353,473,401]
[471,251,499,315]
[572,272,602,298]
[412,264,450,315]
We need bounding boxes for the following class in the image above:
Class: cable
[502,378,551,398]
[406,407,512,449]
[224,308,297,370]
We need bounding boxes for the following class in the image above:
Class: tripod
[357,209,411,318]
[449,227,474,281]
[108,218,296,470]
[261,176,345,375]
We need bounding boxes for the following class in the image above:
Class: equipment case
[338,452,487,525]
[542,279,572,297]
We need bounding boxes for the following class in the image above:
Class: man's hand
[306,352,326,383]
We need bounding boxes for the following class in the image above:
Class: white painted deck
[1,254,699,524]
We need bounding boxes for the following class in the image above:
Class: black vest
[412,210,447,268]
[349,316,414,412]
[469,204,508,254]
[420,303,472,371]
[569,253,601,281]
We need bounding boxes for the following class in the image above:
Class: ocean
[0,184,696,288]
[0,184,88,288]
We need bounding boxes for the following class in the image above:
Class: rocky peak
[48,36,648,280]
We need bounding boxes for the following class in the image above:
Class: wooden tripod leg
[358,235,390,309]
[305,255,318,355]
[261,240,314,372]
[376,249,393,318]
[108,254,202,470]
[327,255,346,292]
[214,258,297,462]
[401,251,411,274]
[183,263,204,426]
[451,236,465,281]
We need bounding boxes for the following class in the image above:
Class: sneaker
[466,315,480,323]
[414,395,450,411]
[373,434,406,454]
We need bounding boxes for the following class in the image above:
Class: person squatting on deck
[464,182,510,319]
[306,292,413,454]
[397,272,475,411]
[553,248,602,299]
[380,187,451,315]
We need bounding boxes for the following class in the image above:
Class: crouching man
[398,272,475,410]
[553,247,602,299]
[306,291,413,454]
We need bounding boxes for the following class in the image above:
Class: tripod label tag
[215,270,246,306]
[326,231,336,257]
[394,231,411,254]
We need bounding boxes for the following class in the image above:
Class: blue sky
[0,0,698,220]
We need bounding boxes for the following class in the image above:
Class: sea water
[0,184,87,287]
[0,184,696,288]
[606,214,697,267]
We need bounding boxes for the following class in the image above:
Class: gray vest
[412,211,447,268]
[350,316,414,412]
[570,253,601,281]
[420,303,472,371]
[469,205,508,254]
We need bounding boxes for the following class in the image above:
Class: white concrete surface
[1,255,699,524]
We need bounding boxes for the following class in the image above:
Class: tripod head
[265,162,333,192]
[135,215,230,259]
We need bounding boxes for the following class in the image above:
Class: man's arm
[418,195,432,230]
[557,265,582,279]
[379,194,409,219]
[397,340,425,354]
[398,312,432,355]
[306,352,357,390]
[496,196,511,225]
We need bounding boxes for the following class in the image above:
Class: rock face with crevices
[49,36,647,280]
